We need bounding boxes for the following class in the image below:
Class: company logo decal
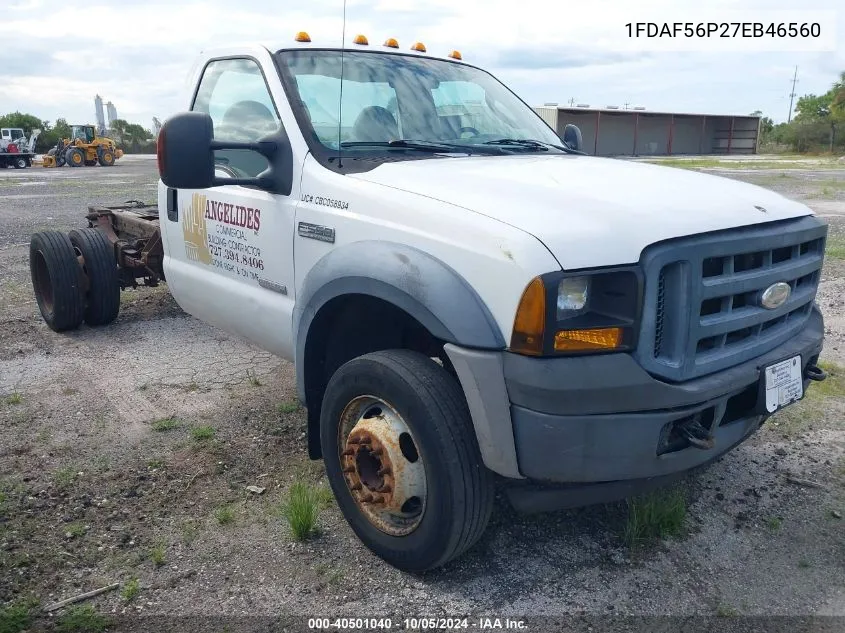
[181,193,265,281]
[182,193,212,265]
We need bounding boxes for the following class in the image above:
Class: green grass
[121,578,140,603]
[277,401,300,415]
[190,425,215,441]
[149,543,166,567]
[766,516,783,531]
[53,466,77,489]
[55,605,110,633]
[716,603,740,617]
[3,393,22,406]
[0,597,39,633]
[798,559,812,568]
[65,523,85,538]
[623,487,687,547]
[214,505,235,525]
[282,481,321,541]
[151,416,180,432]
[316,485,335,508]
[826,235,845,260]
[146,458,164,470]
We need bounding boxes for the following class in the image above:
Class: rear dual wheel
[29,228,119,331]
[321,350,494,572]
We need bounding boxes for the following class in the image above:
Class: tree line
[0,112,156,154]
[755,70,845,153]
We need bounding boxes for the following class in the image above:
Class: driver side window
[192,58,281,178]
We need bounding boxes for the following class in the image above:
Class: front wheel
[321,350,493,572]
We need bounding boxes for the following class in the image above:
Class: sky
[1,0,843,131]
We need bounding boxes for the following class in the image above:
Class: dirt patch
[1,158,844,624]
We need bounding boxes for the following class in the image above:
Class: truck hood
[350,154,815,269]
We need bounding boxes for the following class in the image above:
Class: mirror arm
[210,139,278,159]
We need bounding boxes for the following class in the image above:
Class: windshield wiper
[484,138,581,154]
[339,139,507,155]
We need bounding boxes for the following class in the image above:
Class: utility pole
[624,102,630,110]
[568,97,576,107]
[787,66,799,123]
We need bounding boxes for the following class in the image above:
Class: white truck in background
[29,32,828,571]
[0,127,39,168]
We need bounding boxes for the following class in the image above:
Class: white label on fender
[765,355,803,413]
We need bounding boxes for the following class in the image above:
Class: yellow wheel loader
[42,125,124,168]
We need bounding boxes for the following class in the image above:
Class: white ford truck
[29,33,828,572]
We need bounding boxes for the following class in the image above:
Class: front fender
[293,240,506,402]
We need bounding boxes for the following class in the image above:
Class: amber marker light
[554,327,624,352]
[510,277,546,356]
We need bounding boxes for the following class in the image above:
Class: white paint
[160,45,817,359]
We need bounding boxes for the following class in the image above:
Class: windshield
[275,50,562,169]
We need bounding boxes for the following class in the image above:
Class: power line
[787,66,799,123]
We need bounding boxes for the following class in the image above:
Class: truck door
[158,57,297,359]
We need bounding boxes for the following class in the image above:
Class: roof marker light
[448,50,462,60]
[353,34,368,45]
[295,31,311,42]
[410,41,426,52]
[384,38,399,48]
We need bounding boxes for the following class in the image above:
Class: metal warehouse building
[533,106,761,156]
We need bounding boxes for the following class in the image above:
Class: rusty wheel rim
[338,396,427,536]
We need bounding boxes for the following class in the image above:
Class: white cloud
[0,0,842,128]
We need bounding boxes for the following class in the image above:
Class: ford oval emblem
[760,282,791,310]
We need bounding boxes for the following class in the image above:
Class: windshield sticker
[182,193,265,280]
[301,193,349,210]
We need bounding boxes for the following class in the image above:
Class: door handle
[166,188,178,222]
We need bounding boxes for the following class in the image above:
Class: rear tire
[13,157,26,169]
[29,231,85,332]
[68,228,119,326]
[320,349,494,572]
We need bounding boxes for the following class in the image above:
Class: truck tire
[98,150,115,166]
[13,157,27,169]
[65,148,85,167]
[320,349,494,572]
[68,228,120,326]
[29,231,85,332]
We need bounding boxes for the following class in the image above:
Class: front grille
[639,216,827,382]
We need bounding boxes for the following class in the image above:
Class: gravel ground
[0,156,843,630]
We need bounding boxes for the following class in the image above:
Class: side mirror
[562,123,583,153]
[157,111,293,195]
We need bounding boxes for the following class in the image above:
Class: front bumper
[444,306,824,487]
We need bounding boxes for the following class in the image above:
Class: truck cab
[152,33,827,571]
[1,128,25,142]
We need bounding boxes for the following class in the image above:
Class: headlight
[557,276,589,316]
[510,267,642,356]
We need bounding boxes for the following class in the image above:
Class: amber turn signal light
[554,327,624,352]
[510,277,546,356]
